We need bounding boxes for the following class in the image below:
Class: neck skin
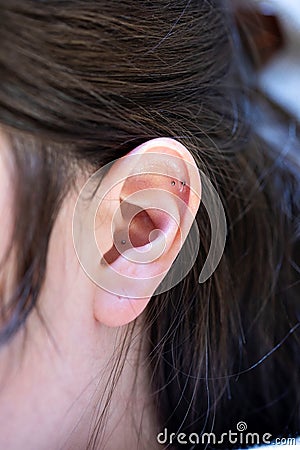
[0,141,160,450]
[0,313,159,450]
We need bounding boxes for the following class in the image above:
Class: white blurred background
[256,0,300,120]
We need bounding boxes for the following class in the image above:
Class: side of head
[0,1,299,449]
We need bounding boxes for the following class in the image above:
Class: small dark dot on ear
[171,181,176,186]
[121,239,126,245]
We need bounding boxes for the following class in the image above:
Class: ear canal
[102,202,155,265]
[102,187,181,268]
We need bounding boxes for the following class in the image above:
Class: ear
[73,138,201,327]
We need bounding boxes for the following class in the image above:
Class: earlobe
[73,138,201,327]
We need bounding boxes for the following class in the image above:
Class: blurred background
[234,0,300,160]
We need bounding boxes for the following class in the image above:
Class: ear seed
[170,180,186,188]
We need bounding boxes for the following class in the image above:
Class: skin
[0,132,200,450]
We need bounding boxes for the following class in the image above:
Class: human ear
[73,138,201,327]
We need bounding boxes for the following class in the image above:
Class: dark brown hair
[0,0,299,448]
